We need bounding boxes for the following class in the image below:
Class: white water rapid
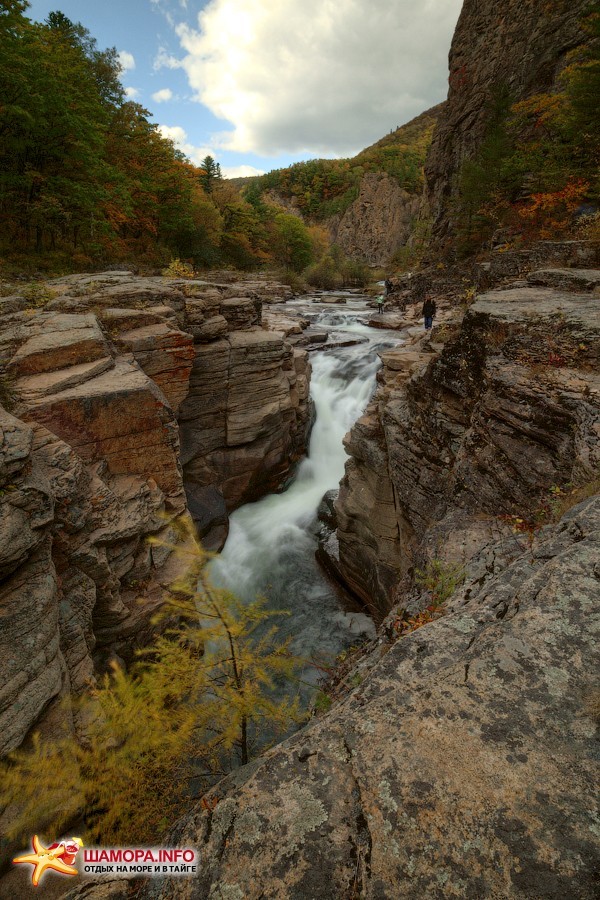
[210,293,403,696]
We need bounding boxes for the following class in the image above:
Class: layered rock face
[327,173,421,267]
[130,495,599,899]
[177,281,311,548]
[335,251,600,614]
[426,0,591,241]
[0,272,309,754]
[0,275,196,755]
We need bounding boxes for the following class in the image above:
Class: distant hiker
[422,296,436,330]
[384,278,393,296]
[377,294,385,314]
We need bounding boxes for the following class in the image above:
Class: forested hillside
[249,105,441,222]
[0,2,329,274]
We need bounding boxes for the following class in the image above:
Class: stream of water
[210,292,403,696]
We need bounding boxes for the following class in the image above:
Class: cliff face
[334,243,600,614]
[115,246,600,900]
[178,280,310,548]
[327,173,421,267]
[0,272,309,755]
[425,0,591,242]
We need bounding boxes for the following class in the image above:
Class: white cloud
[222,164,266,179]
[152,88,174,103]
[157,123,214,166]
[172,0,462,157]
[118,50,136,72]
[153,47,183,72]
[124,86,141,100]
[157,124,188,144]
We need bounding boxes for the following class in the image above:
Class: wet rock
[317,489,338,530]
[185,483,229,551]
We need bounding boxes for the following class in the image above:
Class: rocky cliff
[125,494,599,899]
[143,498,600,900]
[327,173,421,267]
[0,272,309,756]
[59,245,600,900]
[178,279,310,548]
[425,0,591,243]
[334,242,600,614]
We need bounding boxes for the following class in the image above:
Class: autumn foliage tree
[0,4,314,272]
[0,519,304,845]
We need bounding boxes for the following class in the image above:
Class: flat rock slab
[472,286,600,325]
[16,357,115,401]
[527,268,600,291]
[369,313,407,329]
[8,313,110,376]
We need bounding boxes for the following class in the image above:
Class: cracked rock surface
[118,496,600,900]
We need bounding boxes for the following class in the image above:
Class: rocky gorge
[332,240,600,615]
[2,0,599,895]
[46,240,600,900]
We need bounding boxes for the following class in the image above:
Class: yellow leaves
[511,91,565,129]
[1,517,306,847]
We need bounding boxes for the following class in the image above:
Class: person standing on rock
[377,294,385,314]
[384,278,393,297]
[422,295,436,331]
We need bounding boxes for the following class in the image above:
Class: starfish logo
[13,835,83,886]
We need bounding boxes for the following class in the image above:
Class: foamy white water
[210,295,402,689]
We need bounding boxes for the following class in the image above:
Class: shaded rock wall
[425,0,591,243]
[177,280,311,549]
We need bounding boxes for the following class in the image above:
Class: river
[210,291,403,698]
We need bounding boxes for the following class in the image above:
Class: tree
[199,154,222,193]
[0,518,304,845]
[271,212,314,272]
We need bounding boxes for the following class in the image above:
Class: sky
[26,0,463,178]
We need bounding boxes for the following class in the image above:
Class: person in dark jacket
[384,278,393,296]
[422,296,436,330]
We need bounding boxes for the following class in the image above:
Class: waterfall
[210,296,402,693]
